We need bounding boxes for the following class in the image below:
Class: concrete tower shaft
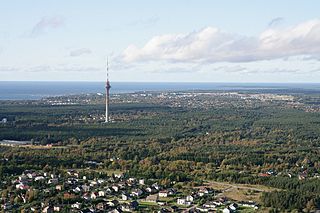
[105,58,111,123]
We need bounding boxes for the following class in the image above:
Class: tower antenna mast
[105,57,111,123]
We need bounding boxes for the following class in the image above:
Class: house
[146,187,156,193]
[159,190,169,197]
[177,198,191,206]
[122,193,130,201]
[168,188,177,195]
[152,183,160,190]
[145,194,158,203]
[16,183,29,190]
[118,182,126,189]
[107,200,119,207]
[55,185,63,191]
[186,195,194,202]
[63,192,77,200]
[98,190,106,197]
[90,192,98,200]
[89,180,98,187]
[73,186,81,193]
[71,202,81,209]
[112,185,119,192]
[1,118,7,123]
[53,205,62,212]
[139,179,145,185]
[26,172,37,179]
[196,206,210,212]
[67,178,77,184]
[82,193,90,200]
[48,178,58,184]
[30,206,40,212]
[239,201,258,209]
[121,201,139,212]
[229,203,238,211]
[131,188,143,197]
[212,201,223,206]
[42,206,54,213]
[128,177,136,183]
[35,176,45,181]
[114,173,123,179]
[97,179,105,184]
[82,184,91,192]
[222,208,232,213]
[106,187,114,194]
[198,187,212,196]
[96,202,108,211]
[67,170,79,178]
[18,175,28,181]
[203,202,216,209]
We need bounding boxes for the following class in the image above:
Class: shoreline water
[1,81,320,100]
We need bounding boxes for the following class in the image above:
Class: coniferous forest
[0,90,320,212]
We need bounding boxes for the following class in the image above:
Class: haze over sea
[1,81,320,100]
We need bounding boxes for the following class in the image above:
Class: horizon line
[1,80,320,84]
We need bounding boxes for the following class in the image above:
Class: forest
[0,90,320,211]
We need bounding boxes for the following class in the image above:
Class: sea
[1,81,320,100]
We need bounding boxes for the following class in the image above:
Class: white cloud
[30,16,65,37]
[268,17,284,27]
[121,19,320,64]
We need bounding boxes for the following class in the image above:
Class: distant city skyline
[1,0,320,82]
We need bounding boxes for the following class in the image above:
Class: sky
[1,0,320,82]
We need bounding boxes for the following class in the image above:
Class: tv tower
[105,57,111,123]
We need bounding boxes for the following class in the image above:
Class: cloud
[121,19,320,64]
[69,48,92,57]
[0,66,20,72]
[30,16,64,37]
[268,17,284,27]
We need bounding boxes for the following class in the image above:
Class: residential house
[42,206,54,213]
[196,206,210,212]
[53,205,62,212]
[131,188,143,197]
[35,176,45,181]
[107,200,119,207]
[186,195,194,202]
[98,190,106,197]
[203,202,216,209]
[96,202,108,211]
[90,192,98,200]
[229,203,238,211]
[177,198,191,206]
[145,194,158,203]
[48,178,58,184]
[139,179,145,185]
[159,190,169,197]
[122,193,130,201]
[112,185,119,192]
[222,208,232,213]
[71,202,81,209]
[121,201,139,212]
